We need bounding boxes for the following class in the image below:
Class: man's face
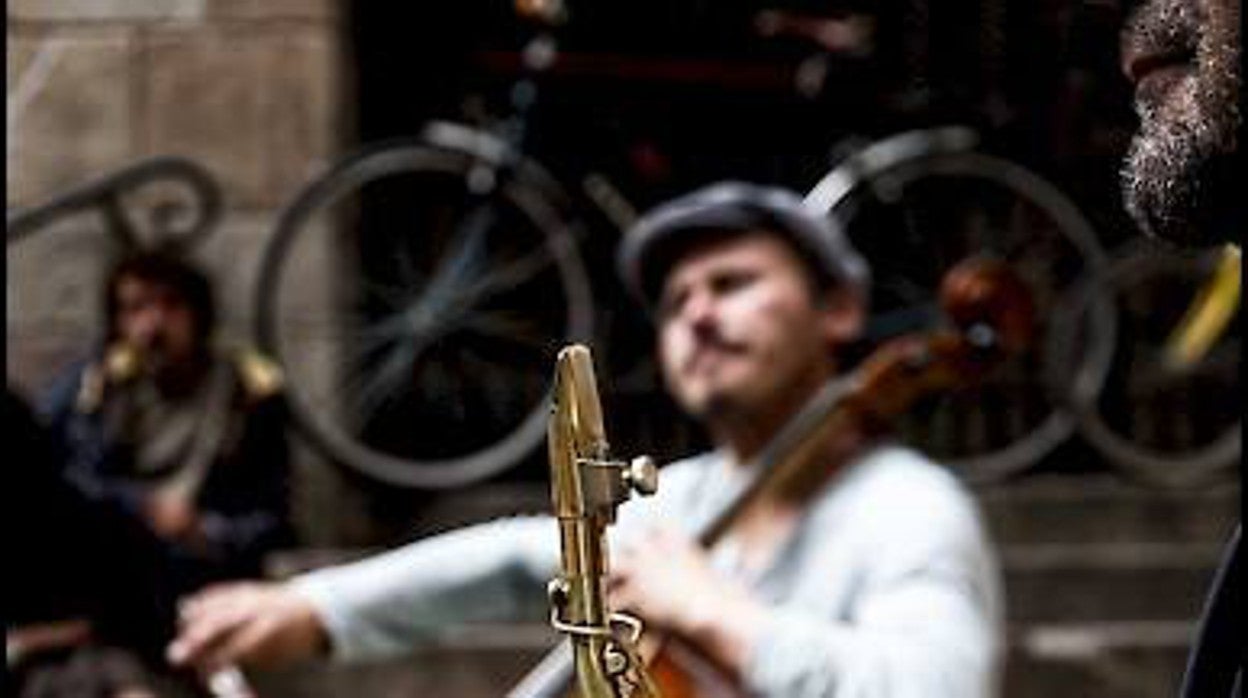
[1120,0,1241,245]
[656,232,860,426]
[114,276,199,375]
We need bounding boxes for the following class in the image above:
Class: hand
[609,527,766,642]
[167,581,329,673]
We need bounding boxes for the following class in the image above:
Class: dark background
[342,0,1148,498]
[349,0,1138,229]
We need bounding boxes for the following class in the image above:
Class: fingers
[171,582,329,674]
[608,545,647,615]
[167,583,267,671]
[167,611,236,671]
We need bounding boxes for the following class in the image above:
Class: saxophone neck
[545,344,663,698]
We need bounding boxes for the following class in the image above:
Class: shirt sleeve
[741,460,1003,698]
[289,515,560,662]
[284,454,706,664]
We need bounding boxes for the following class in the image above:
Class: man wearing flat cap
[168,183,1003,697]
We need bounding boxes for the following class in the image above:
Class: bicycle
[804,126,1117,483]
[253,2,664,490]
[256,3,894,490]
[258,4,1199,492]
[808,130,1239,487]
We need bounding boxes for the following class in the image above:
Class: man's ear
[817,288,865,347]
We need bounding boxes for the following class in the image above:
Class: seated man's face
[1121,0,1241,245]
[114,276,199,376]
[656,232,858,426]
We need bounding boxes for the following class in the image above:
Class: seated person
[169,184,1004,697]
[35,250,293,625]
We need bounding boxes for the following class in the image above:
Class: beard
[1121,0,1241,246]
[668,357,745,423]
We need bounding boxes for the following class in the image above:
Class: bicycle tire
[806,127,1115,483]
[255,137,594,489]
[1061,245,1240,488]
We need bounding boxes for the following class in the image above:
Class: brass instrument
[510,257,1035,698]
[542,345,661,698]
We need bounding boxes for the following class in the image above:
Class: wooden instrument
[512,257,1035,697]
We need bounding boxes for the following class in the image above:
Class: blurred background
[6,0,1240,696]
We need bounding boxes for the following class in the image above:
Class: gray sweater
[294,443,1003,697]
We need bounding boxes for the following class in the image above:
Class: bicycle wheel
[805,127,1115,483]
[255,135,594,489]
[1060,245,1240,488]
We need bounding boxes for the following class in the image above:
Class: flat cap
[617,181,870,310]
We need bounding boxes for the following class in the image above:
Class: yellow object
[1164,244,1241,370]
[234,348,284,400]
[104,342,143,382]
[76,343,142,412]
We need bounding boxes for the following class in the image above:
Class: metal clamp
[549,608,644,646]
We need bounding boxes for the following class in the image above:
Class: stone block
[1002,542,1223,623]
[6,322,97,397]
[287,440,380,547]
[248,644,551,698]
[6,32,37,85]
[6,31,136,207]
[262,30,339,208]
[978,475,1240,545]
[1006,622,1190,698]
[186,210,273,341]
[208,0,337,21]
[245,622,1194,698]
[7,0,206,22]
[142,26,339,209]
[6,213,123,393]
[141,29,270,207]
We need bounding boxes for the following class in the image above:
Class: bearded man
[1119,0,1242,695]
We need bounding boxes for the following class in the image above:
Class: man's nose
[682,289,720,335]
[131,309,167,344]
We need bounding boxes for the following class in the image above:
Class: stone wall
[7,0,342,378]
[5,0,366,544]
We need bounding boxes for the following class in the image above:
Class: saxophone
[542,345,662,698]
